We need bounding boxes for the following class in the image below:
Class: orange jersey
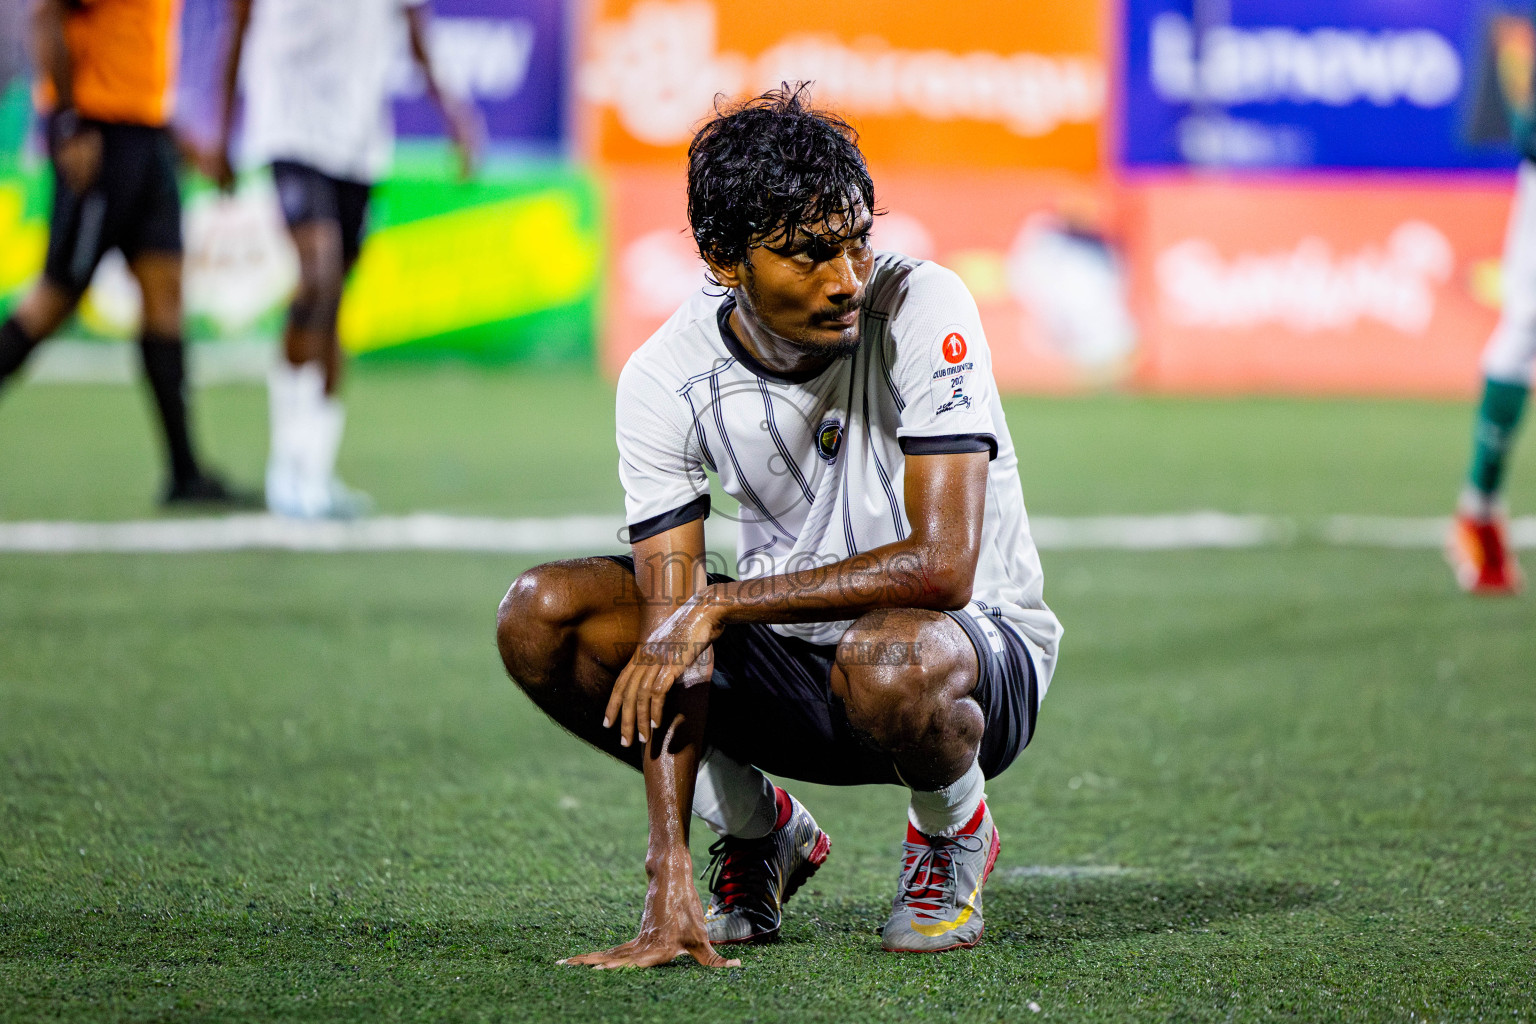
[36,0,183,126]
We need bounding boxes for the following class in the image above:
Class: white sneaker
[267,477,373,520]
[881,801,1000,953]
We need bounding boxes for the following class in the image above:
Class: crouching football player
[496,85,1061,967]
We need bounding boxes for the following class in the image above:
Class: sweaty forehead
[764,201,873,249]
[805,208,873,241]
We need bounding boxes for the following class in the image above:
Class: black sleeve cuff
[899,433,998,460]
[626,494,711,543]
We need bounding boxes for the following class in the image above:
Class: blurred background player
[0,0,246,506]
[1448,13,1536,595]
[1,0,24,93]
[208,0,482,519]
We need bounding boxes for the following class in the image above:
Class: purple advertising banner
[391,0,566,149]
[177,0,567,152]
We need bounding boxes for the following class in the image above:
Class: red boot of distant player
[1446,512,1523,595]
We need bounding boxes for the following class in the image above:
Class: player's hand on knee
[604,596,722,747]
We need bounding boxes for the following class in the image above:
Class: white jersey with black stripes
[615,252,1060,688]
[240,0,423,184]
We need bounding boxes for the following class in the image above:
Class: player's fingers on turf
[688,941,740,969]
[558,945,625,966]
[569,938,646,967]
[591,945,669,969]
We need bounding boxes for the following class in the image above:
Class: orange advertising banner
[601,166,1134,393]
[1126,176,1514,398]
[578,0,1107,172]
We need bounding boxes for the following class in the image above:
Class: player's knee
[16,279,82,339]
[836,613,965,746]
[302,263,344,301]
[139,288,182,336]
[495,562,593,684]
[497,565,566,645]
[840,661,943,748]
[290,273,342,330]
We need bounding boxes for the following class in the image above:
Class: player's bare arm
[606,449,988,749]
[31,0,100,194]
[559,520,741,970]
[404,3,484,180]
[30,0,74,111]
[208,0,253,191]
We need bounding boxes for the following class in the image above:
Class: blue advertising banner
[1121,0,1526,170]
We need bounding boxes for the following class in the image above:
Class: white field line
[1029,512,1293,550]
[1002,865,1140,879]
[0,513,627,554]
[0,512,1532,554]
[1320,514,1536,548]
[25,339,275,384]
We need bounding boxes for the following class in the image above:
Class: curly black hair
[687,83,877,272]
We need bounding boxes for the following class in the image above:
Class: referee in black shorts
[0,0,247,506]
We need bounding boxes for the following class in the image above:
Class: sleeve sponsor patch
[935,369,974,415]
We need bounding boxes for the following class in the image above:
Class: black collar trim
[716,296,843,386]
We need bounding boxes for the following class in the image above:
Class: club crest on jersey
[816,419,844,462]
[942,333,967,364]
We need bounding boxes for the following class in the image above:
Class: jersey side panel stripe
[840,470,859,556]
[677,358,737,392]
[740,537,776,561]
[758,378,816,504]
[840,345,861,556]
[682,390,718,473]
[874,316,905,412]
[678,358,735,474]
[710,373,799,541]
[864,375,907,540]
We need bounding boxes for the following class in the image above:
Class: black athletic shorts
[271,160,373,267]
[604,555,1040,787]
[44,120,183,294]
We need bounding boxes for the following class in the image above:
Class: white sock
[302,392,345,508]
[1458,485,1499,521]
[908,760,985,837]
[692,747,777,839]
[265,361,322,512]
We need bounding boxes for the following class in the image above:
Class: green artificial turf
[1,370,1533,1022]
[3,363,1535,521]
